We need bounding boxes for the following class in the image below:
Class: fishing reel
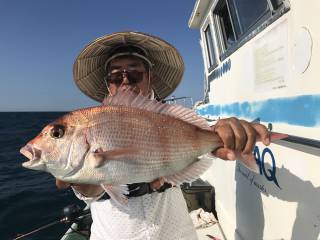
[63,204,89,223]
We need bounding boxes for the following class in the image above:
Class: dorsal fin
[103,89,211,131]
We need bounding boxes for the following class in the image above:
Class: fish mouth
[20,144,45,170]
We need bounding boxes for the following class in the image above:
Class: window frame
[202,21,218,72]
[213,0,238,54]
[211,0,290,61]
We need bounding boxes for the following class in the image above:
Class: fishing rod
[13,204,90,240]
[163,96,194,106]
[163,96,192,102]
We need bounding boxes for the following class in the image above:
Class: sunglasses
[106,69,145,86]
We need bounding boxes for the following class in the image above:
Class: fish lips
[20,144,45,170]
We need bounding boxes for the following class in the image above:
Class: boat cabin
[189,0,320,239]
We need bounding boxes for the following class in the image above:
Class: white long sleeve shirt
[73,187,198,240]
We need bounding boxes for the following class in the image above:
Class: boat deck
[196,217,225,240]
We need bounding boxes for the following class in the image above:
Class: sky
[0,0,205,111]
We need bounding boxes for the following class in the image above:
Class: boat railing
[163,96,194,108]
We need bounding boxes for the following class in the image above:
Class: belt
[98,182,173,201]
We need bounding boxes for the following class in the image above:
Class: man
[57,31,270,240]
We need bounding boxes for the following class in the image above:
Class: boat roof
[188,0,211,29]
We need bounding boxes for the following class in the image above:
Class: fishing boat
[189,0,320,239]
[59,1,320,239]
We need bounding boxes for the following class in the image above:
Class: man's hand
[211,117,270,161]
[150,177,166,190]
[56,179,104,197]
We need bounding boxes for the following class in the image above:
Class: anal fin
[163,158,213,186]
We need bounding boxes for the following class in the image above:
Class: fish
[19,90,257,204]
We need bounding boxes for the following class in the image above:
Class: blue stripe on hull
[196,95,320,127]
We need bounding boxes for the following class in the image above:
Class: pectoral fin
[101,184,129,206]
[89,147,142,168]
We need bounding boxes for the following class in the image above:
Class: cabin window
[213,0,237,52]
[213,0,288,58]
[228,0,271,37]
[204,25,217,69]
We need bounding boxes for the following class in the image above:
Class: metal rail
[279,134,320,149]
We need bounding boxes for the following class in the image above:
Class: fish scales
[64,107,211,184]
[85,107,210,158]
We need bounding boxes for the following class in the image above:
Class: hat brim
[73,31,184,102]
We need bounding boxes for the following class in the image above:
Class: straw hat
[73,31,184,102]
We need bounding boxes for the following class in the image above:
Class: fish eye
[50,125,65,139]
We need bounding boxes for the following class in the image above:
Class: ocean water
[0,112,85,240]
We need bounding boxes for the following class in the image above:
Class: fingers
[150,177,165,190]
[214,117,249,152]
[214,119,235,150]
[252,123,270,145]
[240,120,256,155]
[213,148,236,160]
[229,118,247,151]
[212,147,259,172]
[212,118,271,162]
